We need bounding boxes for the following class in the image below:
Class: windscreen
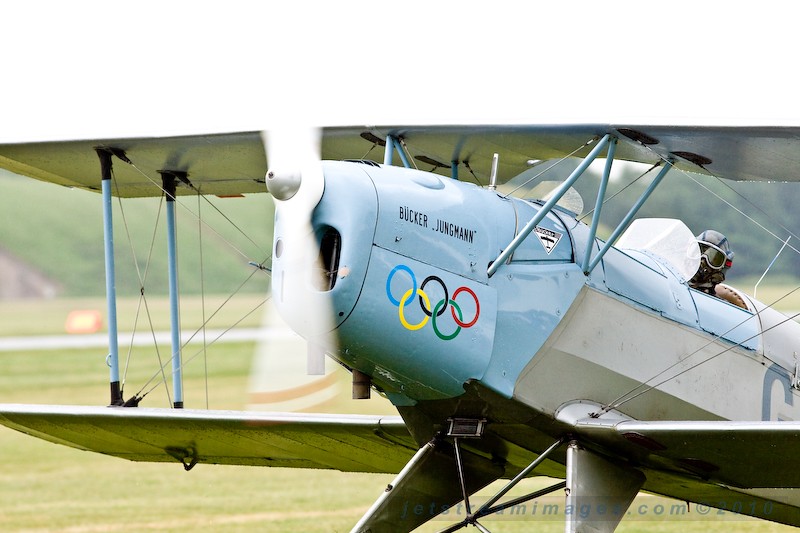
[616,218,701,281]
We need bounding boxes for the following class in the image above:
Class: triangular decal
[534,226,562,255]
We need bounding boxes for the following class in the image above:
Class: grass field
[1,296,798,532]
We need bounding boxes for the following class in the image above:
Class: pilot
[689,230,734,296]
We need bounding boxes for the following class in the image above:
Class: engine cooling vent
[343,159,381,167]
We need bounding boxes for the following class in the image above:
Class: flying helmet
[696,230,734,272]
[690,230,734,291]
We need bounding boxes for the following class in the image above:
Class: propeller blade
[262,127,331,375]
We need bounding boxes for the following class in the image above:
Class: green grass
[0,319,398,532]
[1,297,799,532]
[0,430,396,532]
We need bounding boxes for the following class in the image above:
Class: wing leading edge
[0,404,414,472]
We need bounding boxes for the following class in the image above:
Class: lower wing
[0,404,414,472]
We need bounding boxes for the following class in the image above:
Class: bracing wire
[138,298,271,401]
[685,171,800,258]
[197,190,210,409]
[462,161,483,186]
[107,158,272,407]
[601,284,800,413]
[576,162,661,224]
[128,162,270,261]
[111,172,172,405]
[502,138,597,199]
[634,141,800,260]
[605,303,800,413]
[135,267,269,399]
[596,145,800,413]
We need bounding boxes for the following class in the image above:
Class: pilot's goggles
[698,240,730,270]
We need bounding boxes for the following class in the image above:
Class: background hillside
[0,169,273,298]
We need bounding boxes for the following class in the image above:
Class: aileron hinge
[166,446,199,471]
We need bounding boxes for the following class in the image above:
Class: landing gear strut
[440,437,565,533]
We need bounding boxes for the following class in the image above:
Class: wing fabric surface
[339,125,800,183]
[7,405,800,526]
[4,125,800,198]
[570,417,800,526]
[0,132,268,198]
[0,404,414,472]
[574,418,800,488]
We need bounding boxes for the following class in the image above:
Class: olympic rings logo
[385,264,480,341]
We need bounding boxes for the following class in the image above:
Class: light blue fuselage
[271,161,800,423]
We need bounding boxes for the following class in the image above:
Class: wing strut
[583,159,674,274]
[580,137,617,272]
[383,135,412,169]
[160,171,185,408]
[488,134,613,277]
[96,147,125,406]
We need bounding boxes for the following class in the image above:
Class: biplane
[2,124,800,532]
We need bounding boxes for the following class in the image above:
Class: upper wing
[0,132,268,198]
[4,124,800,197]
[358,124,800,183]
[0,404,415,472]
